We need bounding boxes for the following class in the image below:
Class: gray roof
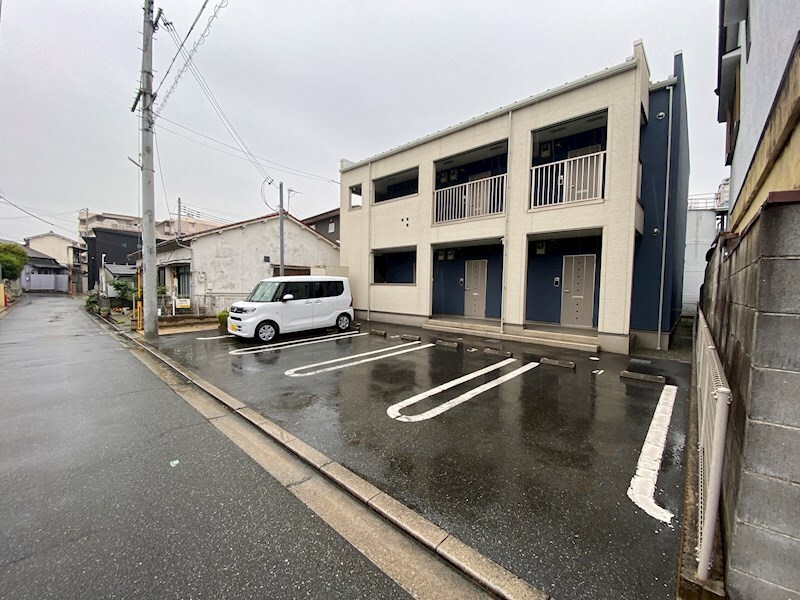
[105,263,137,277]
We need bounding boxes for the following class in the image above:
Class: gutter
[656,85,674,350]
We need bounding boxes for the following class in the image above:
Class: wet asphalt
[0,295,409,599]
[152,320,691,599]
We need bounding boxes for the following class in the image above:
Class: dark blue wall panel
[432,244,503,318]
[525,236,602,326]
[631,53,690,333]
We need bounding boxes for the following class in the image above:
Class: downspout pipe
[500,110,512,333]
[367,161,372,322]
[656,85,674,350]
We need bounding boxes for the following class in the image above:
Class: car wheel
[256,321,277,342]
[336,313,351,332]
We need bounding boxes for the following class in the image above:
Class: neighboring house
[700,3,800,598]
[303,208,340,244]
[339,41,688,354]
[21,247,68,292]
[24,231,86,294]
[682,179,730,315]
[82,227,151,292]
[101,264,137,298]
[79,210,217,239]
[134,212,340,315]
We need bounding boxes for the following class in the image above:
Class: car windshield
[246,281,281,302]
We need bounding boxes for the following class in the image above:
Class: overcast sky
[0,0,728,244]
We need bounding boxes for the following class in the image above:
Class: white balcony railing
[530,150,606,209]
[434,173,505,224]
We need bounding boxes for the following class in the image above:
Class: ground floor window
[373,250,416,284]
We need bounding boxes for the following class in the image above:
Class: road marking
[626,384,678,524]
[197,334,236,340]
[285,341,434,377]
[229,331,368,355]
[388,360,538,422]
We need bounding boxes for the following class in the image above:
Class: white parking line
[197,334,236,340]
[388,360,539,422]
[229,331,369,355]
[626,384,677,524]
[285,341,434,377]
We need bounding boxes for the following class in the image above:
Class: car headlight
[241,307,256,314]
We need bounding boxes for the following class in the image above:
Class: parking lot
[151,322,690,600]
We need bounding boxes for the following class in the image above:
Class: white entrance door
[560,254,596,327]
[464,259,488,318]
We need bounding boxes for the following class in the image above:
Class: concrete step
[421,323,600,353]
[423,319,501,334]
[519,327,599,345]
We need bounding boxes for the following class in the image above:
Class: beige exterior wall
[26,234,76,265]
[340,44,649,340]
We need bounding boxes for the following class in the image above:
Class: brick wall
[703,202,800,598]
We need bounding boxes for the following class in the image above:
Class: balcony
[433,141,507,225]
[434,174,506,224]
[530,150,606,208]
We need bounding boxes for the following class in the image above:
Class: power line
[155,122,338,184]
[0,200,79,224]
[153,0,210,98]
[161,21,279,212]
[164,23,275,187]
[0,194,78,236]
[174,202,246,221]
[154,0,229,118]
[153,130,173,222]
[156,115,339,184]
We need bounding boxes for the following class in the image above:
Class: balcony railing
[530,151,606,209]
[434,173,505,224]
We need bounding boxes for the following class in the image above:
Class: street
[1,294,690,599]
[1,295,483,599]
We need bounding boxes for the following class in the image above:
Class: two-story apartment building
[339,42,688,354]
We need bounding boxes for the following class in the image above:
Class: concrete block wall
[703,203,800,598]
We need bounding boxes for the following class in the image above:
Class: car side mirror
[281,293,294,302]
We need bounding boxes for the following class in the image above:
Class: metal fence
[694,308,732,580]
[24,274,69,292]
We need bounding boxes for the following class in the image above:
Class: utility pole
[177,197,182,237]
[279,182,285,276]
[138,0,159,339]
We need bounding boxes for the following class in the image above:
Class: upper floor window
[373,168,419,203]
[349,184,363,209]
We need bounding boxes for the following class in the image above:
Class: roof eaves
[649,76,678,91]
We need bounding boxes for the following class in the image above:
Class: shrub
[85,292,99,312]
[217,310,229,328]
[110,280,134,303]
[0,243,28,281]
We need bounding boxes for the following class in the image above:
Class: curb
[104,318,548,599]
[620,370,666,384]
